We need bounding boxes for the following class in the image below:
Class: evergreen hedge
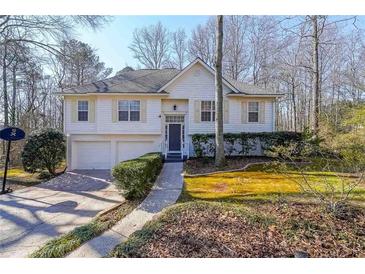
[112,153,163,200]
[191,131,304,157]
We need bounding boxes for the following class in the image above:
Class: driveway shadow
[0,169,123,257]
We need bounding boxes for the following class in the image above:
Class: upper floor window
[78,100,88,121]
[201,101,215,122]
[248,102,259,123]
[118,100,140,121]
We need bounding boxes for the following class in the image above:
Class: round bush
[22,128,66,175]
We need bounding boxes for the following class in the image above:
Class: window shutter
[241,101,248,124]
[259,101,265,124]
[112,99,118,123]
[223,99,229,124]
[71,98,77,123]
[89,99,95,123]
[194,100,201,123]
[141,100,147,123]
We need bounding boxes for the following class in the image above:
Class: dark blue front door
[168,124,181,151]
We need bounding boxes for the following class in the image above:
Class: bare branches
[171,28,187,70]
[129,22,171,69]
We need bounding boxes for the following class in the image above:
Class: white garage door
[75,141,111,169]
[117,141,155,163]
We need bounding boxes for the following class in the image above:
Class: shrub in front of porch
[112,153,163,200]
[191,131,305,158]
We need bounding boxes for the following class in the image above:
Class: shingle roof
[61,62,279,96]
[63,68,180,94]
[226,77,277,95]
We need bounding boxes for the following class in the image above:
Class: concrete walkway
[67,162,183,258]
[0,170,123,258]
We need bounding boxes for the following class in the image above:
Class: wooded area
[1,15,364,161]
[129,16,365,133]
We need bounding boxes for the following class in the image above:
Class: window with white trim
[118,100,140,121]
[201,101,215,122]
[248,102,259,123]
[78,100,88,121]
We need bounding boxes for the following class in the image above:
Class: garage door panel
[117,141,155,163]
[75,141,111,169]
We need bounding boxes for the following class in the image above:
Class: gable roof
[61,68,180,94]
[226,78,279,95]
[60,57,280,96]
[157,57,242,94]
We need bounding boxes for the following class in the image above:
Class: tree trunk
[2,42,9,127]
[291,78,297,132]
[311,15,320,137]
[215,15,225,167]
[11,63,17,126]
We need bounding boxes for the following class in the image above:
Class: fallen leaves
[117,201,365,258]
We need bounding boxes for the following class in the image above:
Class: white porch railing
[161,139,168,159]
[181,140,190,159]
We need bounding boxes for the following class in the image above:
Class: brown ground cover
[111,201,365,258]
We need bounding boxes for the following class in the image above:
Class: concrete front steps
[164,152,187,163]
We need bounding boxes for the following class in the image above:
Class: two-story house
[61,58,281,170]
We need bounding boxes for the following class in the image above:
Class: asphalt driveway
[0,170,123,258]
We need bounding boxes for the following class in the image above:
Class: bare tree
[56,39,112,87]
[224,16,250,80]
[188,18,216,66]
[310,15,320,136]
[170,28,187,70]
[129,22,171,69]
[215,15,225,167]
[0,15,109,128]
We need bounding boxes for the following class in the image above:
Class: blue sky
[74,15,365,74]
[75,16,210,73]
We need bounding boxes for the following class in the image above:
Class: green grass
[30,200,139,258]
[182,162,365,203]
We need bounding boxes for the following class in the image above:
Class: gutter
[226,93,284,98]
[57,92,170,96]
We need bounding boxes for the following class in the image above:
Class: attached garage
[117,141,156,163]
[73,141,111,169]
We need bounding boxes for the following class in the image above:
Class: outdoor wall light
[173,105,177,111]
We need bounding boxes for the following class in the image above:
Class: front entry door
[168,124,181,151]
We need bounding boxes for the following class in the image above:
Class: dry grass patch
[0,168,43,190]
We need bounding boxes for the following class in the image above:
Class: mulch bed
[114,201,365,258]
[184,156,274,175]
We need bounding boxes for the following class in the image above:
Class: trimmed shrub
[22,128,66,175]
[192,132,305,158]
[112,153,163,200]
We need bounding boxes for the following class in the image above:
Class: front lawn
[183,162,365,204]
